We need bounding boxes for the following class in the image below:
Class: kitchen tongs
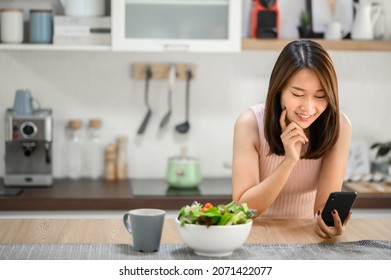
[137,66,152,135]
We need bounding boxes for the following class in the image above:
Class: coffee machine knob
[20,122,37,139]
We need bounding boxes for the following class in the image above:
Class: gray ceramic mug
[123,209,166,252]
[13,89,35,115]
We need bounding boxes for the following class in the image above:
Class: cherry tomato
[200,203,213,212]
[204,202,213,209]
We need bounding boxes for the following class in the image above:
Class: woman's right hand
[279,109,308,164]
[314,209,352,239]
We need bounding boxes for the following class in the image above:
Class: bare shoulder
[235,109,258,130]
[339,112,352,135]
[234,108,260,147]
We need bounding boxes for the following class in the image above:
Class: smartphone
[321,191,358,227]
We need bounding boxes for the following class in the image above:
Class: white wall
[0,49,390,179]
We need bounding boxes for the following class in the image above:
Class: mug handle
[32,97,41,113]
[123,213,133,233]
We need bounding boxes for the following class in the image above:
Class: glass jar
[85,119,103,179]
[65,119,83,179]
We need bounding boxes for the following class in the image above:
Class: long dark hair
[264,40,340,159]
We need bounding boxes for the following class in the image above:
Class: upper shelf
[242,39,391,52]
[1,39,391,52]
[0,44,111,52]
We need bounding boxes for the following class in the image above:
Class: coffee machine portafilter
[4,109,53,187]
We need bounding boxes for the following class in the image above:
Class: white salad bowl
[175,218,253,257]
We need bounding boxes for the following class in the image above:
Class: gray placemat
[0,240,390,260]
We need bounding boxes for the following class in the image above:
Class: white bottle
[85,119,104,179]
[65,119,83,179]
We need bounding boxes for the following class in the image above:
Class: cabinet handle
[163,44,189,52]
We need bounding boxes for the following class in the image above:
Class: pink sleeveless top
[250,103,322,219]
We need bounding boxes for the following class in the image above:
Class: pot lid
[169,147,199,162]
[168,156,198,163]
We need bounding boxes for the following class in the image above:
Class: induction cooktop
[130,178,232,197]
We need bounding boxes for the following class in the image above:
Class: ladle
[175,68,192,134]
[160,64,176,128]
[137,66,152,135]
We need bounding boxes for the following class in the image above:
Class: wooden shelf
[242,38,391,52]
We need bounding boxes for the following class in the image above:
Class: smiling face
[280,68,329,131]
[264,40,340,158]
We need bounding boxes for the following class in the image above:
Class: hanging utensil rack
[132,64,197,80]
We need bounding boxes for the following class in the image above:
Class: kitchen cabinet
[111,0,242,53]
[0,0,242,52]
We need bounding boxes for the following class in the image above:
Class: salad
[177,201,256,227]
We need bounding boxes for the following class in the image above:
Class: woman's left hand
[313,209,352,239]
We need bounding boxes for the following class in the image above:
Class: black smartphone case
[321,192,358,227]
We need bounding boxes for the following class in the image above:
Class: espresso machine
[251,0,280,38]
[4,108,53,187]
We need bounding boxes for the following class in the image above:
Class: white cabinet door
[112,0,241,52]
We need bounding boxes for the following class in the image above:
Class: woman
[232,40,352,239]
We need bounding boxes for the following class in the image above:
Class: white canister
[61,0,106,17]
[1,9,24,44]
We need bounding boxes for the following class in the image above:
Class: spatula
[137,66,152,135]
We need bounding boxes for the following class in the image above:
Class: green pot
[166,156,202,188]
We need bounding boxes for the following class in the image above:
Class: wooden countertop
[0,178,390,211]
[1,218,390,244]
